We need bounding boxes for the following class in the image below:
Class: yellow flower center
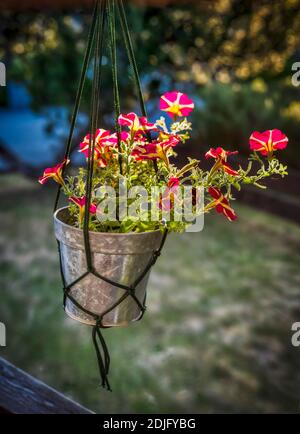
[168,104,182,116]
[268,138,273,152]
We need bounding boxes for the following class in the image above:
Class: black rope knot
[128,287,136,296]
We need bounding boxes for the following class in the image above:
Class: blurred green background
[1,0,300,413]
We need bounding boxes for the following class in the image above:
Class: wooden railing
[0,357,93,414]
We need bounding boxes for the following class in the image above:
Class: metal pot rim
[54,206,162,238]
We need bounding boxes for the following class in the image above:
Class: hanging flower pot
[54,206,163,327]
[38,0,289,390]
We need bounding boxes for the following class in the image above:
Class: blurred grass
[1,174,300,413]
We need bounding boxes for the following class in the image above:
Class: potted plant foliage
[39,91,288,327]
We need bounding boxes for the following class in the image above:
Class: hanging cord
[116,0,147,119]
[107,0,123,175]
[83,0,104,271]
[54,0,99,212]
[116,0,167,237]
[55,0,168,392]
[116,0,160,176]
[82,0,113,391]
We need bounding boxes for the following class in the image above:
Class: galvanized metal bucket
[54,207,163,327]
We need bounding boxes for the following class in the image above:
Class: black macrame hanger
[54,0,168,391]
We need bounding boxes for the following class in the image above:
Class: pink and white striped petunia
[157,132,180,148]
[95,129,118,146]
[159,91,194,119]
[38,158,69,185]
[205,147,237,160]
[249,129,288,156]
[118,112,156,134]
[80,129,117,151]
[79,129,118,167]
[131,143,159,161]
[205,147,239,177]
[79,141,108,168]
[132,133,180,164]
[207,187,237,222]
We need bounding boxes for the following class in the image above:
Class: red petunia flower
[207,187,237,222]
[69,196,97,226]
[159,177,181,212]
[118,113,156,134]
[167,177,180,188]
[39,158,69,185]
[159,91,194,119]
[205,147,239,177]
[69,196,97,214]
[120,131,130,141]
[249,129,288,156]
[132,133,180,164]
[80,129,117,149]
[131,143,159,161]
[79,141,105,166]
[79,129,118,167]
